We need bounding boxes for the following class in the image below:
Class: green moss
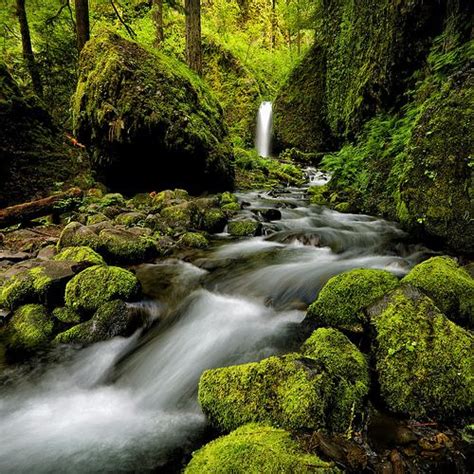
[114,212,146,227]
[161,204,193,230]
[178,232,209,249]
[199,339,368,435]
[52,306,82,324]
[86,213,110,225]
[227,220,262,237]
[98,228,156,264]
[0,267,53,311]
[301,328,369,433]
[58,221,101,250]
[402,257,474,328]
[220,191,238,206]
[307,269,399,332]
[6,304,54,353]
[308,185,330,206]
[64,265,140,314]
[54,246,105,266]
[369,285,474,418]
[185,423,339,474]
[200,208,227,233]
[73,31,234,193]
[198,353,330,432]
[55,299,141,345]
[221,202,240,212]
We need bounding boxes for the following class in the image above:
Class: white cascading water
[0,168,434,472]
[256,101,273,157]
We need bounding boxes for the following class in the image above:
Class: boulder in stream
[73,31,234,194]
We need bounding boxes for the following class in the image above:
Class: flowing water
[0,170,434,473]
[255,101,273,157]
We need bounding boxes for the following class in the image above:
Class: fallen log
[0,187,83,228]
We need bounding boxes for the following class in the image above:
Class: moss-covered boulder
[98,228,157,264]
[58,222,101,250]
[300,328,370,432]
[199,338,369,434]
[114,212,146,227]
[306,269,399,332]
[55,299,144,345]
[178,232,209,249]
[402,256,474,328]
[0,261,79,310]
[64,265,140,314]
[396,75,474,253]
[227,220,262,237]
[73,31,234,194]
[52,306,81,324]
[0,63,86,208]
[185,423,338,474]
[367,285,474,418]
[5,304,54,354]
[54,246,105,266]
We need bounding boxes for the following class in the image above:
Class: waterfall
[256,101,273,158]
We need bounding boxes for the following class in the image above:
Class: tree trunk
[185,0,202,75]
[16,0,43,98]
[0,188,83,228]
[75,0,90,52]
[152,0,164,46]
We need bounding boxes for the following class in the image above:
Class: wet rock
[253,208,282,221]
[184,423,339,474]
[178,232,209,249]
[58,222,101,250]
[306,269,399,332]
[227,219,262,237]
[5,304,54,354]
[55,300,145,345]
[402,256,474,328]
[367,285,474,418]
[54,246,105,266]
[0,250,31,263]
[64,265,141,315]
[199,328,369,433]
[114,212,146,227]
[0,260,85,310]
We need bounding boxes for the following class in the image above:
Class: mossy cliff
[0,63,86,207]
[274,2,473,253]
[73,31,234,195]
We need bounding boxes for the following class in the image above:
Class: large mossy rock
[73,31,234,195]
[0,63,86,208]
[54,246,105,266]
[199,331,369,433]
[64,265,140,314]
[396,75,474,253]
[185,423,339,474]
[368,285,474,418]
[306,269,399,332]
[402,256,474,328]
[5,304,54,354]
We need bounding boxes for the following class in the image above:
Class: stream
[0,169,435,473]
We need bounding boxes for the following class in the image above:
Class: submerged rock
[185,423,339,473]
[199,329,369,434]
[306,269,399,332]
[402,256,474,328]
[368,285,474,418]
[73,31,234,194]
[64,265,140,314]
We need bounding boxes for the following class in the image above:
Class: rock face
[367,285,474,418]
[0,63,86,207]
[73,31,234,195]
[184,423,339,474]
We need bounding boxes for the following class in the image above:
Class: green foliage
[369,285,474,418]
[185,423,338,474]
[64,265,140,314]
[307,269,399,332]
[402,257,474,328]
